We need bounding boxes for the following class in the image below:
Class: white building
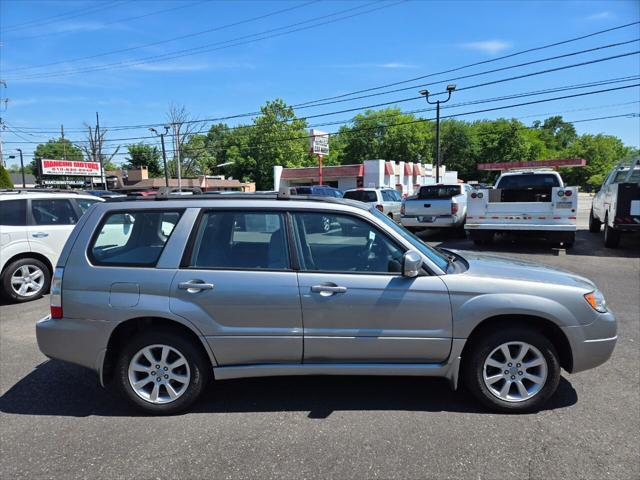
[274,159,458,196]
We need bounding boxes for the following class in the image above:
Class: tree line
[17,98,637,191]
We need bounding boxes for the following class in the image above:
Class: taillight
[400,203,405,215]
[376,204,384,212]
[564,190,572,197]
[50,267,64,319]
[471,192,477,199]
[451,203,459,215]
[557,190,564,197]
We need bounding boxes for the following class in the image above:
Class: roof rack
[0,188,85,195]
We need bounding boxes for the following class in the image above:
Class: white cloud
[459,40,512,55]
[127,61,255,72]
[586,11,614,21]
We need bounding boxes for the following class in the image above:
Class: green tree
[439,119,478,181]
[0,164,14,188]
[31,138,83,174]
[562,134,634,187]
[534,115,578,152]
[125,143,162,177]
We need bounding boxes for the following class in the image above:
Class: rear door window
[0,199,27,226]
[90,210,182,266]
[343,190,378,203]
[187,211,289,270]
[75,198,101,214]
[31,199,78,225]
[418,186,461,199]
[497,174,560,189]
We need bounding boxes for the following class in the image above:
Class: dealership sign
[41,159,102,177]
[310,129,329,156]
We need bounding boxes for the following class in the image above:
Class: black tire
[115,329,211,415]
[463,327,561,413]
[1,258,51,302]
[603,216,621,248]
[588,208,602,233]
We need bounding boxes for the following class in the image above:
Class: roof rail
[0,188,85,195]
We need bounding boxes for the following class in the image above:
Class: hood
[447,249,596,291]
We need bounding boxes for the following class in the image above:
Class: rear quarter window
[0,199,27,226]
[89,210,182,267]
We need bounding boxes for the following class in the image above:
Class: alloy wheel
[128,344,191,404]
[482,341,548,403]
[10,264,45,298]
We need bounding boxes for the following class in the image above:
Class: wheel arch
[1,252,54,278]
[460,314,573,373]
[101,316,216,387]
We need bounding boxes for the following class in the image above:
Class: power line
[293,20,640,107]
[6,0,407,80]
[1,1,125,32]
[4,1,317,71]
[5,1,208,42]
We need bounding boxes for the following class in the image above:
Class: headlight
[584,290,607,313]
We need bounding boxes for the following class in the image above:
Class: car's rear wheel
[1,258,50,302]
[115,330,211,414]
[588,208,602,233]
[463,327,561,413]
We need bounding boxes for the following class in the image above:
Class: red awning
[404,163,412,175]
[477,158,587,171]
[281,164,364,180]
[385,162,395,176]
[413,164,421,176]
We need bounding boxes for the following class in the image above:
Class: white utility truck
[465,170,578,246]
[589,156,640,248]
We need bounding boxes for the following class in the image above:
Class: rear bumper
[401,215,463,228]
[36,315,111,373]
[465,223,576,232]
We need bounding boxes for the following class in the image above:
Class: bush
[0,164,14,188]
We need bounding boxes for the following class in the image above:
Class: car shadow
[0,360,577,418]
[416,229,640,258]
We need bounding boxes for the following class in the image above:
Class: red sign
[41,159,102,177]
[477,158,587,171]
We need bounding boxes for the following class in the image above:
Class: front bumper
[563,310,617,373]
[401,215,462,228]
[36,315,111,373]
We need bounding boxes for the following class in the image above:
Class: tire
[603,215,621,248]
[115,329,211,415]
[1,258,51,302]
[588,208,602,233]
[470,230,493,245]
[559,232,575,249]
[463,327,561,413]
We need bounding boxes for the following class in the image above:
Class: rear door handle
[178,281,215,292]
[32,232,49,238]
[311,285,347,295]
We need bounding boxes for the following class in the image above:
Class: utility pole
[0,80,7,167]
[96,112,106,190]
[172,123,182,192]
[419,84,456,183]
[17,148,25,187]
[61,124,66,159]
[149,126,170,187]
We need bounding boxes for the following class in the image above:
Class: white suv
[343,188,403,221]
[0,190,103,302]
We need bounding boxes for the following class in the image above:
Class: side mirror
[402,250,422,278]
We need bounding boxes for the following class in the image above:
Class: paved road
[1,204,639,479]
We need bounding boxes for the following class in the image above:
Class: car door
[170,209,303,366]
[0,199,30,269]
[27,197,79,266]
[291,210,452,364]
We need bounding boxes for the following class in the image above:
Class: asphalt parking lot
[1,197,639,480]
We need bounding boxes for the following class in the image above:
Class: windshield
[371,208,450,272]
[344,190,378,203]
[497,174,560,189]
[418,185,461,199]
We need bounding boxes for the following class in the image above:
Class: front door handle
[32,232,49,238]
[311,285,347,296]
[178,281,215,293]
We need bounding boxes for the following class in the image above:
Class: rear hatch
[404,185,460,216]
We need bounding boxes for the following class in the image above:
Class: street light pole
[149,126,170,187]
[419,85,456,183]
[17,148,25,187]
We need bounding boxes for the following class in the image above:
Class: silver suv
[36,194,616,414]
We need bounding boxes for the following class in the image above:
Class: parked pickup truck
[589,157,640,248]
[401,184,472,232]
[465,170,578,246]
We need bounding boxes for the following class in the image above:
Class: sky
[1,0,639,168]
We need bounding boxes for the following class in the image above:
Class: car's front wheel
[115,329,211,414]
[588,208,602,233]
[463,327,561,413]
